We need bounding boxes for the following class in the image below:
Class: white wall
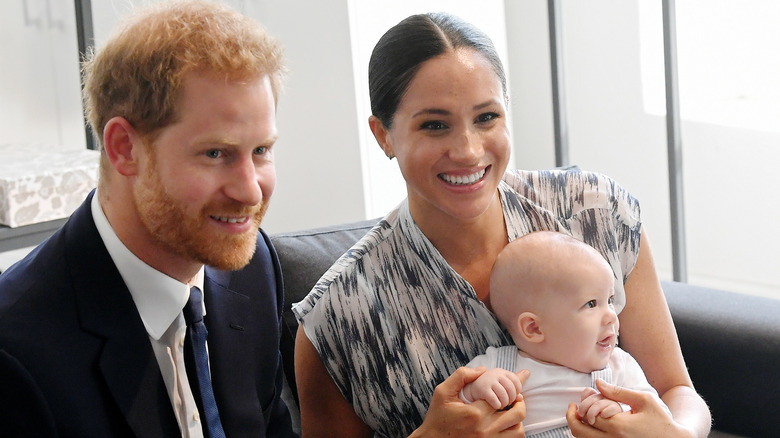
[505,0,780,297]
[503,1,557,170]
[504,0,673,269]
[3,0,778,298]
[238,0,367,232]
[0,0,84,150]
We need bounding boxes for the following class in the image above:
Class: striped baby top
[465,345,666,438]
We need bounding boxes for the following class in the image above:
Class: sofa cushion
[270,219,378,336]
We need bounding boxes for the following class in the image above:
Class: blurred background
[1,0,778,299]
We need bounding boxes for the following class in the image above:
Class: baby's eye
[608,295,615,305]
[420,121,448,130]
[584,300,597,309]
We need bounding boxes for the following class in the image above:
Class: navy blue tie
[183,286,226,438]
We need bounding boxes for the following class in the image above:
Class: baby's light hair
[490,231,612,339]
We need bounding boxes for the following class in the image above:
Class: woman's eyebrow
[411,99,501,118]
[473,99,502,111]
[412,108,450,118]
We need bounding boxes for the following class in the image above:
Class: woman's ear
[518,312,544,343]
[368,115,395,159]
[103,116,142,177]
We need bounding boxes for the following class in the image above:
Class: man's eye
[206,149,222,159]
[254,146,268,155]
[421,121,447,130]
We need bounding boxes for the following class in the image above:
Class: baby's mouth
[597,334,615,348]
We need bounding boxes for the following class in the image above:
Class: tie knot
[183,286,203,325]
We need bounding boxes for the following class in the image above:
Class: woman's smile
[438,166,489,186]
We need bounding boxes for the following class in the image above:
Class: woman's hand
[410,367,530,438]
[576,386,624,425]
[565,380,695,438]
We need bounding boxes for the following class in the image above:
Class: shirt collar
[91,193,205,340]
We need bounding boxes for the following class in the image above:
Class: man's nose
[225,155,263,206]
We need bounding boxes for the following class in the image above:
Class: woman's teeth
[440,168,486,185]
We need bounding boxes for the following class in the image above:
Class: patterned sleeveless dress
[293,168,642,437]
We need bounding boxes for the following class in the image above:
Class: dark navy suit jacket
[0,192,296,437]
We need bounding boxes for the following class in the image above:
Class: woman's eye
[421,121,447,130]
[206,149,222,159]
[476,112,499,123]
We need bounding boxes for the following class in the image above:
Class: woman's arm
[294,326,373,438]
[295,325,529,437]
[568,228,711,437]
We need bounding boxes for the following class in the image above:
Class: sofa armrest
[662,280,780,437]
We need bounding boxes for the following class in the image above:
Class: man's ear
[103,116,142,177]
[368,115,395,159]
[517,312,544,343]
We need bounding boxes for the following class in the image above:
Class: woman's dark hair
[368,12,507,128]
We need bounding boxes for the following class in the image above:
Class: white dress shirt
[91,193,206,438]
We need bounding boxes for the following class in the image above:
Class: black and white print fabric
[293,168,642,437]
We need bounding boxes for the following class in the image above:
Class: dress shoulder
[291,207,399,324]
[503,168,641,226]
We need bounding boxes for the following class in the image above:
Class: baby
[461,231,669,436]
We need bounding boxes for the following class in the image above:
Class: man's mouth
[211,215,250,224]
[438,167,488,186]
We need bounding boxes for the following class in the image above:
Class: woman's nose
[450,130,483,162]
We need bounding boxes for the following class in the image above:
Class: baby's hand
[460,368,525,410]
[577,387,624,425]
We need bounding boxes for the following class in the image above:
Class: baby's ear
[518,312,544,343]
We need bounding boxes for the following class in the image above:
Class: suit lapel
[203,267,256,415]
[65,193,178,437]
[205,261,278,435]
[202,231,282,435]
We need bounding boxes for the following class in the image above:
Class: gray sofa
[271,220,780,438]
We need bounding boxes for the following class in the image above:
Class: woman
[293,12,711,438]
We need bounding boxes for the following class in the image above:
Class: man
[0,1,295,436]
